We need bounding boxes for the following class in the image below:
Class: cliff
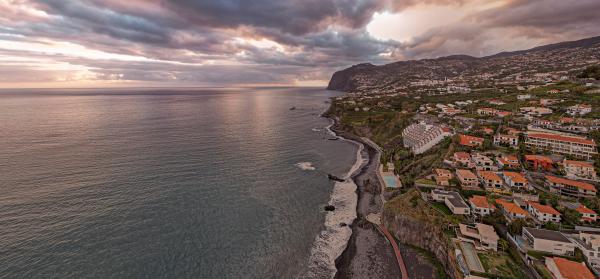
[326,35,600,92]
[382,190,462,279]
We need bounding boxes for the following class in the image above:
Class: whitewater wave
[311,128,322,132]
[296,162,317,171]
[303,125,365,279]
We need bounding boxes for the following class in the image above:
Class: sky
[1,0,599,88]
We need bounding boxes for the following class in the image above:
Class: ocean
[0,87,361,279]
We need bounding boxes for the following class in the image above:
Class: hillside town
[327,53,600,278]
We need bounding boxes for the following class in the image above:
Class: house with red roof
[456,169,479,189]
[497,155,520,169]
[525,155,554,171]
[546,175,597,198]
[563,159,597,181]
[469,195,495,216]
[502,172,529,190]
[575,205,598,222]
[527,202,561,223]
[453,152,471,166]
[545,257,594,279]
[496,199,528,220]
[478,171,503,190]
[459,134,484,147]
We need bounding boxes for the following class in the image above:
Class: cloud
[0,0,598,87]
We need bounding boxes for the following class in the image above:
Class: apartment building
[502,171,529,190]
[493,134,518,147]
[525,132,598,160]
[456,169,479,189]
[546,175,597,198]
[469,195,495,216]
[522,228,575,256]
[478,171,503,189]
[402,122,448,154]
[527,202,561,223]
[563,159,597,181]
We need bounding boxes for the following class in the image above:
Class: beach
[328,123,401,279]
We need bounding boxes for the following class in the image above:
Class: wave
[303,119,365,279]
[311,128,321,132]
[296,162,316,171]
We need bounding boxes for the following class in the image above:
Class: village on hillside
[328,65,600,279]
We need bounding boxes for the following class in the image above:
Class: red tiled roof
[478,171,502,181]
[496,199,528,215]
[457,169,477,179]
[469,195,495,209]
[527,133,595,145]
[503,172,527,183]
[459,134,484,146]
[550,257,594,279]
[576,205,597,215]
[454,152,470,160]
[528,202,560,215]
[546,175,596,192]
[564,160,594,168]
[525,155,553,163]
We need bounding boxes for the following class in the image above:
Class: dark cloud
[0,0,599,86]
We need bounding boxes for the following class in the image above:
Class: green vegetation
[577,65,600,80]
[534,263,554,279]
[431,202,452,215]
[477,252,526,279]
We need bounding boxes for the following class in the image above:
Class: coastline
[324,115,401,279]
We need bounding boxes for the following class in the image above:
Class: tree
[499,239,510,252]
[543,222,559,231]
[508,219,528,235]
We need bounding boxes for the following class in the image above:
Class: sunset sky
[1,0,599,88]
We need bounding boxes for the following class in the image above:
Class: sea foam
[302,120,365,279]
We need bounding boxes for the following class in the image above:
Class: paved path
[378,224,409,279]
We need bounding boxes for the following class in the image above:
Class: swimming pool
[383,175,397,188]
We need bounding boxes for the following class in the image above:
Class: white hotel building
[402,122,451,154]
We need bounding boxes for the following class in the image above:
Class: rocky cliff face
[326,63,376,91]
[382,190,463,278]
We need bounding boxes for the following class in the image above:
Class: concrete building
[567,104,592,116]
[459,134,484,147]
[432,190,470,215]
[527,202,561,223]
[571,232,600,270]
[478,171,503,190]
[459,223,499,251]
[497,155,520,169]
[496,199,528,220]
[502,171,529,190]
[456,169,479,189]
[469,195,495,216]
[522,228,575,256]
[546,175,597,198]
[525,155,554,171]
[471,153,498,171]
[525,132,598,160]
[454,152,472,166]
[434,168,453,186]
[402,122,449,154]
[563,160,597,181]
[545,257,594,279]
[493,134,518,147]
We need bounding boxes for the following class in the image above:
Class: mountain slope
[327,36,600,92]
